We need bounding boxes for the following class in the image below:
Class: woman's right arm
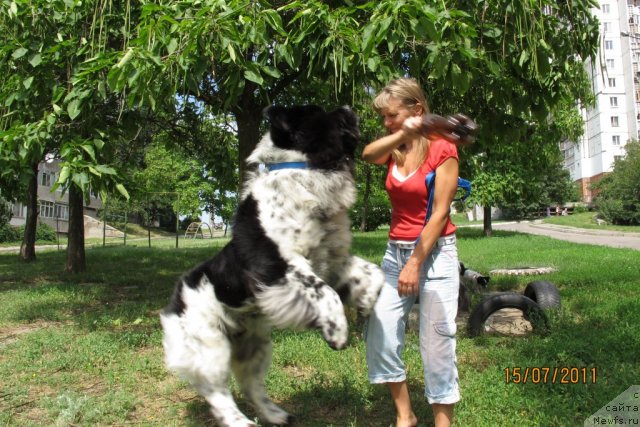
[361,131,406,164]
[361,117,422,164]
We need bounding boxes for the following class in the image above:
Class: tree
[0,0,139,270]
[592,140,640,225]
[2,0,601,256]
[111,0,598,227]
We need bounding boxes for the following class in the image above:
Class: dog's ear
[264,105,324,149]
[332,106,359,157]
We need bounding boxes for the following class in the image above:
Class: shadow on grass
[179,375,429,427]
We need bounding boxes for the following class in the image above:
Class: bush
[0,224,21,243]
[0,196,12,227]
[593,140,640,225]
[351,201,390,232]
[33,222,58,242]
[0,222,58,243]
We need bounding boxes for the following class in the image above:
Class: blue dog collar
[265,161,309,171]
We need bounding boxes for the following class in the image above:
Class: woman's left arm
[396,157,459,296]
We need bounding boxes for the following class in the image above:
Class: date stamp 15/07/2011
[504,367,597,385]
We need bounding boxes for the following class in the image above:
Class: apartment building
[562,0,640,202]
[9,158,102,233]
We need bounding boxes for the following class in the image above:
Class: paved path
[491,220,640,250]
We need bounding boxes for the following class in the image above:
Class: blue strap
[265,161,309,171]
[425,172,472,222]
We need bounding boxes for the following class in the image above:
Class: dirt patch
[0,320,70,348]
[482,308,533,336]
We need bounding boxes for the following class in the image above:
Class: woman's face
[380,97,421,134]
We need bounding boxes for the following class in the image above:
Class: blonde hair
[373,78,431,166]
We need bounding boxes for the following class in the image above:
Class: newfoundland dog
[160,105,385,426]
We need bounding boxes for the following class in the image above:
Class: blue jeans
[365,236,460,405]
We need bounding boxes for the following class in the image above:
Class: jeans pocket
[431,321,457,365]
[434,320,457,338]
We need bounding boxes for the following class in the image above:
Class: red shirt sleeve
[421,138,459,174]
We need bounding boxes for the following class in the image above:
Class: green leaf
[262,66,281,79]
[116,48,134,68]
[167,38,178,55]
[81,144,96,161]
[93,165,116,175]
[28,54,42,67]
[116,183,130,200]
[518,50,529,68]
[67,99,82,120]
[23,76,34,89]
[58,166,70,184]
[12,47,27,59]
[97,81,106,99]
[244,69,264,86]
[227,44,236,62]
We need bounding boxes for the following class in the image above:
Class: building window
[614,155,623,163]
[608,77,616,87]
[605,40,613,50]
[611,116,619,127]
[603,22,611,32]
[610,96,618,107]
[606,58,615,69]
[38,200,55,218]
[54,204,69,220]
[602,4,610,13]
[612,135,621,145]
[40,171,54,187]
[11,202,26,218]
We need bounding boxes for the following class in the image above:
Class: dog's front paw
[318,309,349,350]
[354,269,385,317]
[259,402,293,425]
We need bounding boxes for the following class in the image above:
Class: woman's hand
[401,116,424,137]
[397,258,421,296]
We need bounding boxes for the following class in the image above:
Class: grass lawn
[1,228,639,426]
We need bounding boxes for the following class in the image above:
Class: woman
[362,78,471,427]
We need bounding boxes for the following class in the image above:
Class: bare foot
[396,412,418,427]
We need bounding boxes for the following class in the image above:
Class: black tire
[468,293,548,337]
[523,280,561,310]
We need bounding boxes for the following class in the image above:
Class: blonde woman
[362,78,474,427]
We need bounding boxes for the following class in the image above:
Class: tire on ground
[467,293,549,337]
[523,280,561,310]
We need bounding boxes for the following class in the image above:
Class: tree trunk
[360,163,372,232]
[65,184,86,273]
[234,107,263,186]
[20,162,38,262]
[483,205,493,237]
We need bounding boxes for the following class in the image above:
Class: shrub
[593,140,640,225]
[34,222,58,242]
[0,224,21,243]
[350,194,390,232]
[0,196,12,227]
[0,223,58,243]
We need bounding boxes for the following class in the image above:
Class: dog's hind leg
[231,320,292,425]
[160,291,257,427]
[255,264,349,350]
[335,256,385,316]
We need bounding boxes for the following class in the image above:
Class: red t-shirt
[385,138,458,241]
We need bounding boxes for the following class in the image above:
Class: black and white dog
[160,105,385,426]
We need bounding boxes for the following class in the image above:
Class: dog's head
[247,105,359,172]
